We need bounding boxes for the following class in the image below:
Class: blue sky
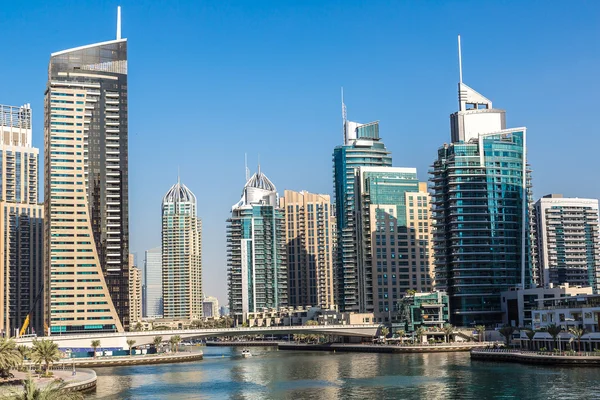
[2,0,599,304]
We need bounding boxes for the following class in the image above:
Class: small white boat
[241,349,252,358]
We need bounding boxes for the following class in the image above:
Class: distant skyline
[1,0,599,303]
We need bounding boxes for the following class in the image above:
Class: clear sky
[2,0,599,305]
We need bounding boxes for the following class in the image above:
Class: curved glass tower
[44,16,129,333]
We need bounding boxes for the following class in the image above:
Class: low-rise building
[396,291,449,331]
[245,306,374,327]
[501,284,592,328]
[531,294,600,332]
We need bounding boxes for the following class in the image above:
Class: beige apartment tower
[280,190,335,309]
[0,104,44,336]
[129,254,142,325]
[162,180,203,320]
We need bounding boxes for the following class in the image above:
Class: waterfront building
[44,9,130,333]
[355,167,434,323]
[535,194,600,292]
[143,247,163,318]
[430,38,536,326]
[128,254,142,324]
[227,167,287,323]
[202,296,219,318]
[396,291,450,332]
[161,180,202,320]
[501,284,592,328]
[280,190,335,309]
[333,100,392,312]
[0,103,44,336]
[530,294,600,334]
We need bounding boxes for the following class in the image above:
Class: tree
[568,327,585,353]
[135,322,143,331]
[442,324,454,344]
[90,340,101,358]
[525,330,536,350]
[8,374,83,400]
[475,325,486,342]
[406,289,417,297]
[16,345,30,361]
[415,327,425,344]
[169,335,182,353]
[153,336,163,353]
[498,326,515,347]
[126,339,137,355]
[0,338,22,377]
[546,324,562,351]
[380,327,389,343]
[395,329,406,344]
[31,339,60,374]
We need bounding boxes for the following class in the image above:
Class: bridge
[15,324,380,350]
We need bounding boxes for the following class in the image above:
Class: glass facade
[431,130,536,326]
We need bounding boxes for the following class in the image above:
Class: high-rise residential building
[333,100,392,312]
[44,9,129,333]
[143,247,163,318]
[355,167,433,323]
[227,167,287,323]
[430,39,536,326]
[162,180,202,320]
[535,194,600,292]
[0,103,44,336]
[280,190,335,309]
[202,296,219,318]
[128,254,142,325]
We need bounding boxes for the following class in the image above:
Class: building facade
[397,291,450,332]
[143,247,163,318]
[44,24,129,333]
[535,194,600,292]
[202,296,219,318]
[227,168,287,322]
[128,254,142,325]
[333,108,392,312]
[161,181,202,320]
[356,167,433,322]
[431,78,536,327]
[280,190,335,309]
[0,103,44,336]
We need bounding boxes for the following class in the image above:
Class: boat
[241,349,252,358]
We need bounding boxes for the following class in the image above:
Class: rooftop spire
[177,166,180,184]
[458,34,463,84]
[116,6,122,40]
[257,154,261,175]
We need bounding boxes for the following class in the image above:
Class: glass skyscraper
[227,168,287,323]
[44,13,129,333]
[161,180,203,320]
[143,247,163,318]
[431,79,536,326]
[333,112,392,312]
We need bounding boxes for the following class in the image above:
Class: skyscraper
[44,8,129,333]
[161,180,202,320]
[430,37,536,326]
[280,190,335,309]
[333,98,392,312]
[355,167,433,323]
[143,247,163,318]
[227,167,287,323]
[0,103,44,336]
[535,194,600,292]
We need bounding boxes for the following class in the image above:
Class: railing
[472,348,600,357]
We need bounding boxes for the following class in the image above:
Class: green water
[88,346,600,399]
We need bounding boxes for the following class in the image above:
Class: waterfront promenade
[48,351,204,368]
[471,348,600,366]
[279,342,490,353]
[0,368,97,396]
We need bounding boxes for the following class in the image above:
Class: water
[88,346,600,399]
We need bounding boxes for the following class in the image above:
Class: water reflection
[89,347,600,400]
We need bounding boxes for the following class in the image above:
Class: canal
[88,346,599,399]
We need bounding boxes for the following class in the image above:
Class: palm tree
[0,337,22,377]
[135,322,143,331]
[395,329,406,344]
[525,330,536,350]
[546,324,562,351]
[415,327,425,344]
[153,336,163,353]
[568,327,585,353]
[498,326,515,347]
[126,339,136,355]
[169,335,182,353]
[405,289,417,297]
[8,374,83,400]
[31,339,60,374]
[16,345,30,361]
[442,324,454,344]
[380,327,389,343]
[475,325,486,342]
[90,340,101,358]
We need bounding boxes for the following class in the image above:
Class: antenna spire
[257,154,261,175]
[245,153,250,181]
[341,87,347,142]
[117,6,122,40]
[177,166,180,184]
[458,34,463,84]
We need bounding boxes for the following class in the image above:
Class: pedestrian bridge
[15,324,380,350]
